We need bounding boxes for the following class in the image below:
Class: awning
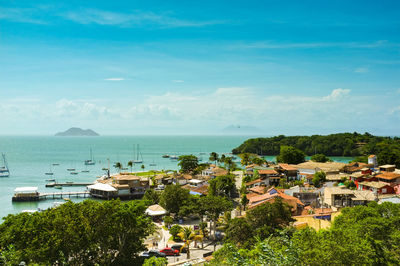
[87,183,117,192]
[14,187,38,193]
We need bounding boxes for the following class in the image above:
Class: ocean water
[0,136,354,220]
[0,135,249,219]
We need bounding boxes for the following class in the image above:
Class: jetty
[12,187,90,202]
[45,182,94,188]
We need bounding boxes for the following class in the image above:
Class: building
[368,155,378,167]
[323,187,376,210]
[87,183,117,199]
[358,181,395,195]
[376,172,400,184]
[379,165,396,173]
[275,163,298,181]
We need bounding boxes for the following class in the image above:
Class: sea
[0,135,354,220]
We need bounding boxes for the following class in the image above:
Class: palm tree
[224,157,236,173]
[209,152,219,165]
[127,161,133,173]
[219,154,226,166]
[241,153,250,166]
[178,227,194,259]
[115,162,122,173]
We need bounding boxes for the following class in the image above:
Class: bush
[169,225,183,241]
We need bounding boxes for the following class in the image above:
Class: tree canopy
[159,184,191,215]
[208,174,236,198]
[276,146,305,164]
[178,155,199,173]
[0,200,154,265]
[233,132,400,167]
[311,153,330,162]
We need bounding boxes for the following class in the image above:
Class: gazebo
[145,204,167,221]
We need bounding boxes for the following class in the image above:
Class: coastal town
[9,147,400,265]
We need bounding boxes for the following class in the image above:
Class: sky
[0,0,400,135]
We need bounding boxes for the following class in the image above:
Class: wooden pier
[39,191,90,200]
[45,182,94,188]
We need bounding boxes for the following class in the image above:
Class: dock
[39,191,90,200]
[45,182,94,188]
[12,187,91,202]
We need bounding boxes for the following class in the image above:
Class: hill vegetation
[232,132,400,167]
[55,127,99,136]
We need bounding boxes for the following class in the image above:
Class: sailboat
[81,165,90,173]
[84,148,95,165]
[45,165,54,175]
[133,144,143,164]
[0,153,10,177]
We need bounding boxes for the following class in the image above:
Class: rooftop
[376,172,400,180]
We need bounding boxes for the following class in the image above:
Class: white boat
[170,155,178,160]
[84,148,95,165]
[133,144,144,164]
[0,153,10,177]
[45,164,54,175]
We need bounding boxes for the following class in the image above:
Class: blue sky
[1,0,400,135]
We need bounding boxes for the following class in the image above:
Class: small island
[55,127,99,136]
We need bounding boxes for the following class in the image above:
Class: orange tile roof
[245,178,263,186]
[249,186,267,194]
[258,169,278,175]
[368,155,376,158]
[376,172,400,180]
[278,163,297,171]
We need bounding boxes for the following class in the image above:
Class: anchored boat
[0,153,10,177]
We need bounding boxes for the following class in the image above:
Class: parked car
[160,247,180,256]
[140,249,166,258]
[171,244,188,253]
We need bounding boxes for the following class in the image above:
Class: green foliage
[163,216,173,228]
[159,184,191,215]
[213,202,400,265]
[209,152,219,164]
[312,171,326,188]
[208,174,235,197]
[178,155,199,173]
[233,132,400,166]
[224,198,293,248]
[0,200,154,265]
[310,153,330,162]
[223,157,236,172]
[351,155,368,163]
[143,256,168,266]
[169,225,183,241]
[240,153,251,166]
[251,157,266,165]
[276,146,305,164]
[143,189,161,204]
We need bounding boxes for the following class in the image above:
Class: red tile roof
[245,178,263,186]
[258,169,278,175]
[278,163,297,171]
[376,172,400,180]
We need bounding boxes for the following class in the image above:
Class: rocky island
[55,127,99,136]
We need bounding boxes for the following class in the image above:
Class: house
[341,162,372,174]
[376,172,400,184]
[276,163,298,181]
[368,155,378,167]
[325,173,350,184]
[247,187,304,215]
[295,161,346,175]
[182,183,209,196]
[87,183,117,199]
[245,178,268,188]
[258,169,281,185]
[379,165,396,173]
[358,181,395,195]
[111,174,150,198]
[201,166,228,179]
[323,187,376,209]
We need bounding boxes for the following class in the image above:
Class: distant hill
[55,127,99,136]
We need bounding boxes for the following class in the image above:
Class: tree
[163,216,173,228]
[169,225,183,241]
[209,152,219,165]
[312,171,326,188]
[224,157,236,173]
[224,218,254,248]
[115,162,122,173]
[178,155,199,173]
[0,200,154,265]
[143,256,168,266]
[199,196,233,238]
[143,189,161,205]
[251,157,266,166]
[178,227,194,259]
[310,153,330,162]
[276,146,305,164]
[159,185,191,215]
[141,164,145,171]
[127,160,133,172]
[208,174,235,198]
[241,153,251,166]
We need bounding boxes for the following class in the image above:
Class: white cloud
[0,7,48,24]
[354,67,369,73]
[172,80,184,83]
[61,9,225,28]
[104,78,125,81]
[322,88,351,101]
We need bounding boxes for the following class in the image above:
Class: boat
[70,172,78,175]
[81,170,90,173]
[84,148,95,165]
[133,144,144,164]
[52,163,60,166]
[46,179,56,182]
[0,153,10,177]
[54,185,62,189]
[170,155,178,160]
[45,164,54,175]
[67,168,75,171]
[162,154,170,158]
